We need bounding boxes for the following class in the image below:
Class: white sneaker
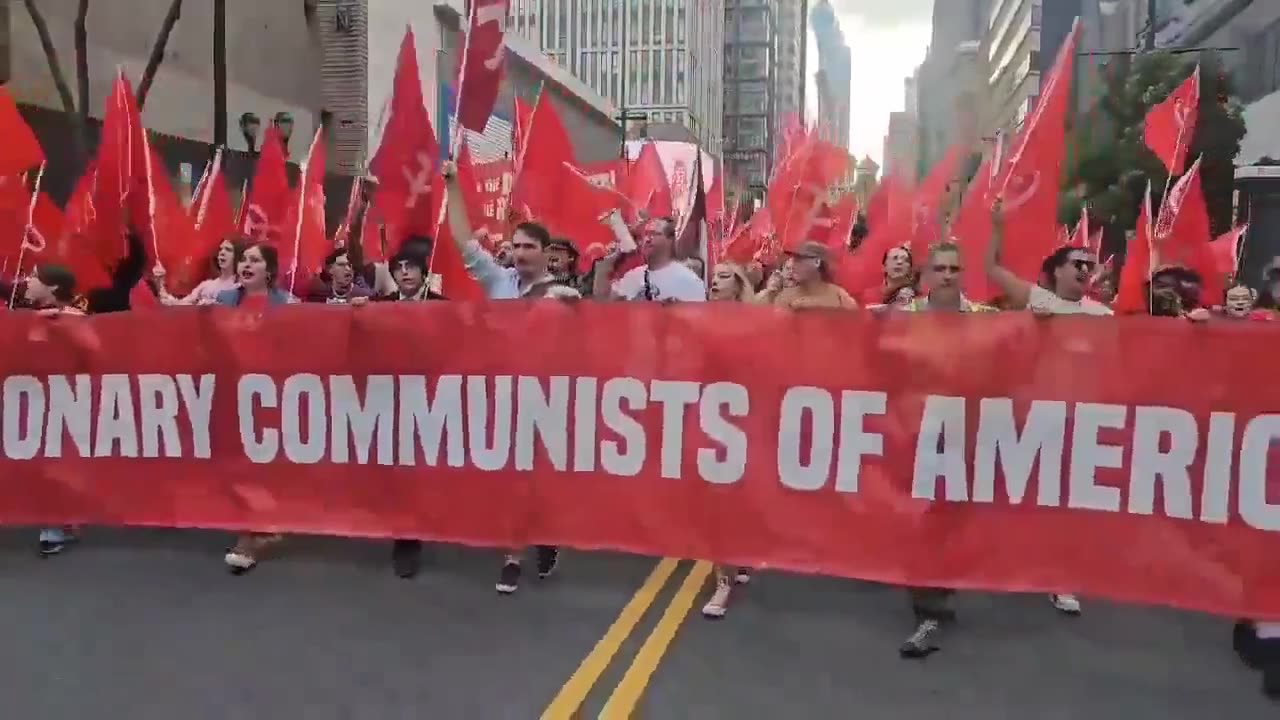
[1050,593,1082,615]
[702,579,732,619]
[734,568,752,585]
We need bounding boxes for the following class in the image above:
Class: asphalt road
[0,527,1271,719]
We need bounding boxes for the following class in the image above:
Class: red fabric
[237,292,271,311]
[0,86,44,175]
[1115,184,1153,314]
[3,304,1280,618]
[512,96,534,175]
[279,128,329,291]
[993,20,1079,285]
[430,147,486,301]
[370,27,440,251]
[238,127,292,246]
[907,144,964,260]
[951,154,998,301]
[1145,67,1200,176]
[1152,156,1219,305]
[625,142,674,221]
[90,72,146,270]
[509,91,575,229]
[455,0,510,133]
[838,176,913,297]
[146,145,203,296]
[1211,225,1247,277]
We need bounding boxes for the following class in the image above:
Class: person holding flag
[154,237,244,305]
[593,214,706,303]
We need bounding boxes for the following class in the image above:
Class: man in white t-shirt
[985,199,1113,317]
[593,216,706,302]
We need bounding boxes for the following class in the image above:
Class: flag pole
[289,127,323,295]
[141,129,161,263]
[194,147,224,231]
[10,163,48,309]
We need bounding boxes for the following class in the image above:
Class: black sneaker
[391,540,422,579]
[899,619,942,658]
[38,527,77,556]
[1236,621,1261,669]
[497,561,522,594]
[1264,662,1280,700]
[535,546,559,579]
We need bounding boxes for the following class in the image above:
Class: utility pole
[213,0,227,148]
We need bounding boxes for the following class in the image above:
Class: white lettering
[572,377,599,472]
[834,391,886,493]
[94,374,138,458]
[467,375,512,471]
[1128,406,1196,519]
[239,374,278,463]
[330,375,395,465]
[1200,412,1236,524]
[778,387,834,491]
[1239,415,1280,532]
[46,375,92,457]
[398,375,465,467]
[281,374,327,464]
[515,376,569,471]
[600,377,646,476]
[3,375,44,459]
[698,382,749,484]
[177,374,216,459]
[912,395,968,501]
[651,380,701,479]
[137,374,182,458]
[973,398,1066,505]
[1067,402,1125,512]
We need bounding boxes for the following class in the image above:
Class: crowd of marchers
[3,160,1279,703]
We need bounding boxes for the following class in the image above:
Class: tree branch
[136,0,184,110]
[74,0,89,122]
[22,0,77,115]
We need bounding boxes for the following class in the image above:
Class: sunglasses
[1071,259,1096,273]
[931,264,962,273]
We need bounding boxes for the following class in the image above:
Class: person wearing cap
[757,241,858,310]
[546,237,581,288]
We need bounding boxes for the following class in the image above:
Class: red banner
[2,305,1279,618]
[456,0,510,133]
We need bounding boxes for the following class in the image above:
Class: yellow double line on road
[541,558,712,719]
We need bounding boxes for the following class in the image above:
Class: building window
[738,117,765,149]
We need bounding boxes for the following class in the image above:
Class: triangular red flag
[1144,66,1200,176]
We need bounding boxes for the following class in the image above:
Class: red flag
[455,0,510,134]
[190,150,236,244]
[370,27,440,251]
[428,149,485,301]
[512,95,535,175]
[821,194,859,252]
[285,127,330,289]
[993,19,1080,284]
[1211,225,1247,278]
[952,153,997,300]
[90,72,147,270]
[1145,66,1200,176]
[722,208,772,266]
[1114,183,1153,314]
[839,176,913,298]
[0,87,44,175]
[238,127,292,245]
[625,141,673,220]
[1151,156,1219,305]
[907,144,964,259]
[146,146,205,295]
[509,90,575,228]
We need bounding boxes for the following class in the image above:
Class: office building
[507,0,725,152]
[811,0,851,150]
[916,0,988,172]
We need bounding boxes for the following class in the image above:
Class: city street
[0,528,1271,718]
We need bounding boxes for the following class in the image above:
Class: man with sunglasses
[894,242,994,658]
[985,200,1112,317]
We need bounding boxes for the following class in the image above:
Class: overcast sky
[807,0,933,164]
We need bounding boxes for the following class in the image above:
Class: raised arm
[983,199,1033,309]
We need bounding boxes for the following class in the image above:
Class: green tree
[1061,51,1246,256]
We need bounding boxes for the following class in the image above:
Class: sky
[806,0,933,165]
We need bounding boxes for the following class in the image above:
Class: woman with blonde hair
[708,262,754,302]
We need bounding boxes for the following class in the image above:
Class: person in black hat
[545,237,580,289]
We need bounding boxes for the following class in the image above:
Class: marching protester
[891,241,996,656]
[757,241,859,310]
[218,242,297,574]
[442,160,576,592]
[867,246,918,307]
[545,238,581,289]
[593,214,706,302]
[984,200,1111,320]
[707,262,755,302]
[701,260,756,618]
[154,237,244,305]
[302,247,374,304]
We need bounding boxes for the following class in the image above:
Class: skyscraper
[810,0,850,150]
[506,0,724,152]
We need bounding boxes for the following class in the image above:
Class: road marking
[540,557,679,720]
[597,560,712,718]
